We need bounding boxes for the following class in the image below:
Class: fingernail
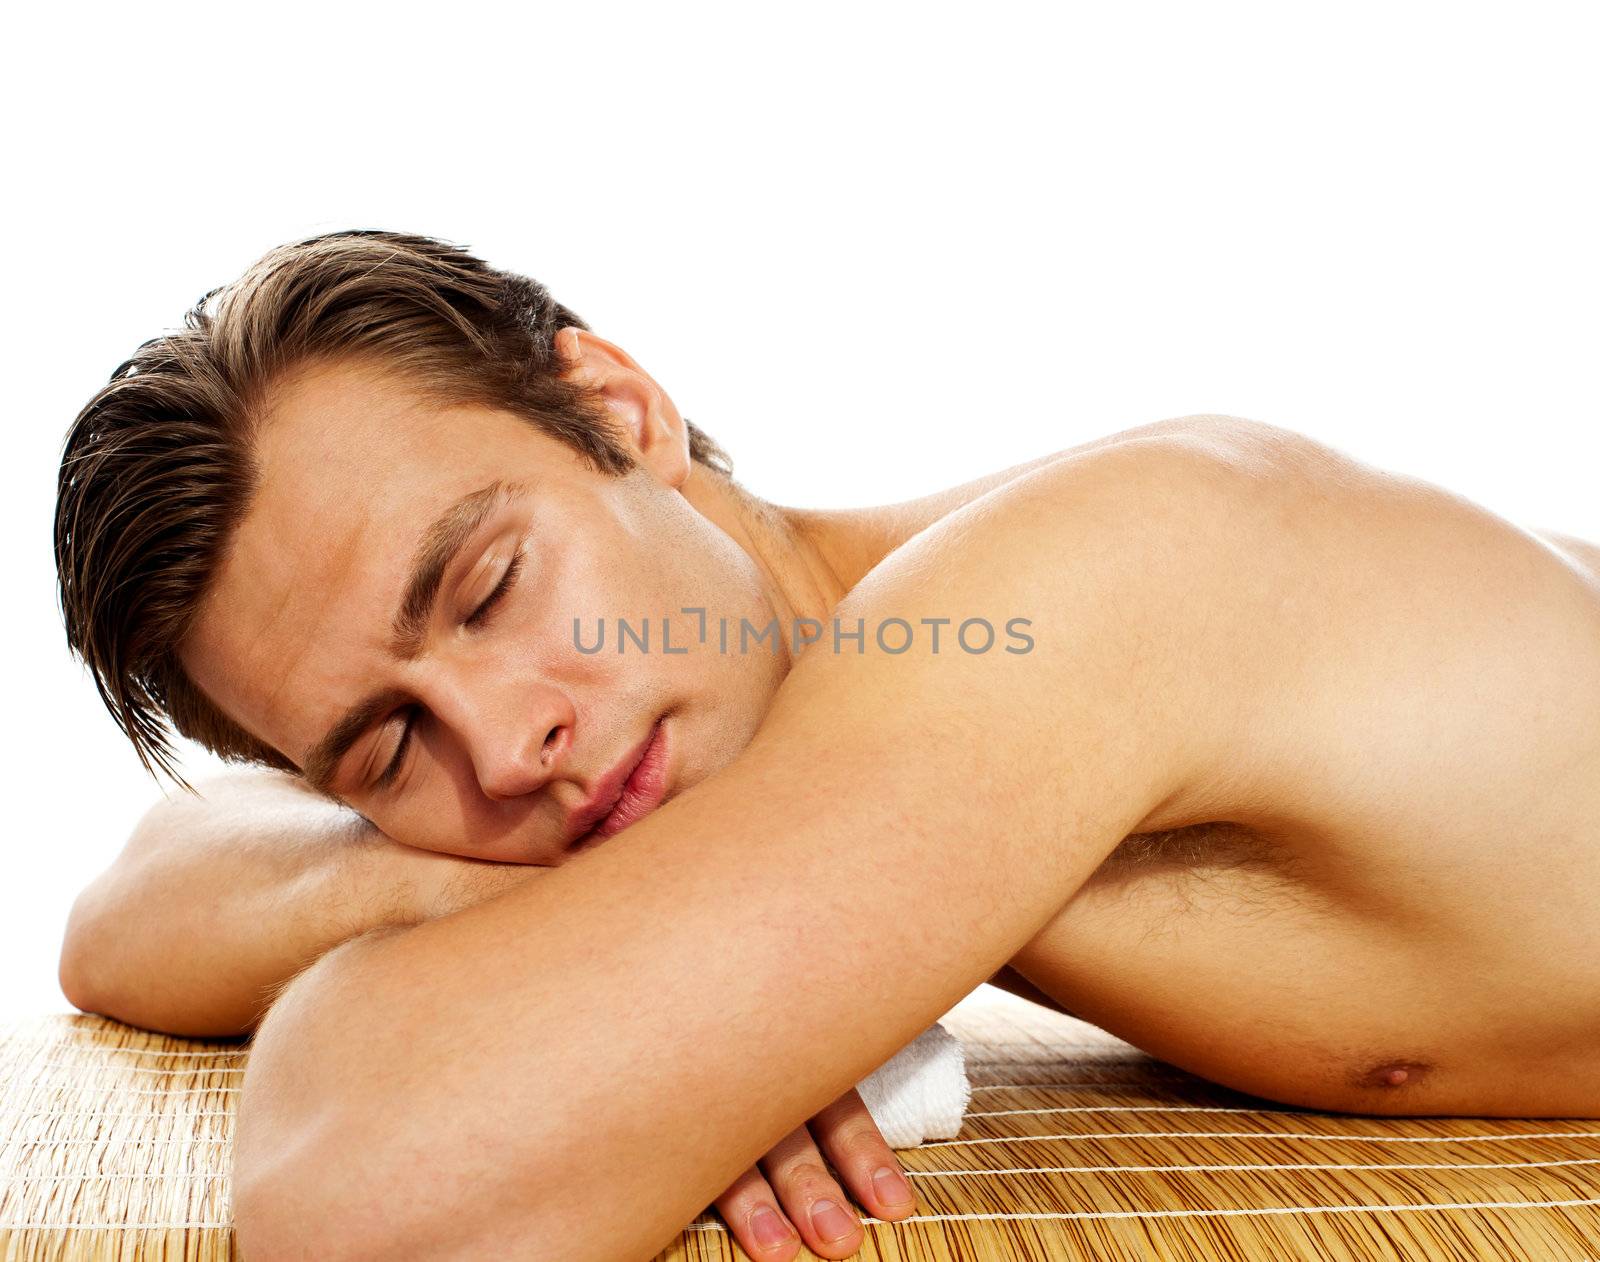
[750,1205,793,1248]
[810,1198,857,1242]
[873,1164,914,1208]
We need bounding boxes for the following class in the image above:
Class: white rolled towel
[854,1022,970,1149]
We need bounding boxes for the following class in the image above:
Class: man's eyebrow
[299,478,523,795]
[390,479,522,659]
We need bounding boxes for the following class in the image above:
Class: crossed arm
[230,436,1267,1261]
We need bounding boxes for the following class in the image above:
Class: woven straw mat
[3,986,1598,1260]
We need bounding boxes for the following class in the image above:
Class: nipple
[1353,1059,1432,1090]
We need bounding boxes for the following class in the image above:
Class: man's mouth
[571,718,670,852]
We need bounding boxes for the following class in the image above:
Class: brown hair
[55,228,734,791]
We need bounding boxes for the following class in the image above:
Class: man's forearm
[59,772,540,1037]
[61,778,409,1037]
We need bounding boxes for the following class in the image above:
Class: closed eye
[465,547,524,630]
[368,544,524,794]
[373,706,417,792]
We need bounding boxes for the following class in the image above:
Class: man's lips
[565,719,670,849]
[590,719,670,841]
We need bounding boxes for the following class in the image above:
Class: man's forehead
[256,358,455,488]
[187,492,397,749]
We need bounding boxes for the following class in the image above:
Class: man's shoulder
[902,411,1332,541]
[771,416,1330,839]
[877,413,1322,549]
[855,414,1314,615]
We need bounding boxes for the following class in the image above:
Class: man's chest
[1003,518,1600,1116]
[1007,800,1600,1116]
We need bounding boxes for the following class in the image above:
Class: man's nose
[476,720,572,801]
[431,675,576,802]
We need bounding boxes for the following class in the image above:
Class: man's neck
[675,464,906,635]
[676,445,1069,650]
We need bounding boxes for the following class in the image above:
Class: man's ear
[554,327,691,489]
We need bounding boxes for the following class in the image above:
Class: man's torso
[898,416,1600,1117]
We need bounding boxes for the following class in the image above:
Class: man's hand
[710,1087,917,1259]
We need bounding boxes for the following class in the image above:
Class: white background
[2,2,1596,1019]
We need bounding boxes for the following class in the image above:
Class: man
[54,230,1600,1261]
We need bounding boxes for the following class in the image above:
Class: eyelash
[372,546,526,792]
[373,708,417,792]
[465,546,524,630]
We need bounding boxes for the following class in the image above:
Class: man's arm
[59,769,543,1037]
[232,432,1281,1262]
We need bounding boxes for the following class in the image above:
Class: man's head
[55,229,799,860]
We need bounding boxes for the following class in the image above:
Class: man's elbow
[59,878,116,1017]
[229,925,567,1262]
[230,1157,357,1262]
[58,794,184,1022]
[58,943,98,1018]
[232,1159,570,1262]
[231,1129,396,1262]
[231,929,400,1259]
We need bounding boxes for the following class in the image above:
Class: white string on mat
[0,1044,248,1060]
[968,1104,1309,1118]
[0,1138,231,1146]
[0,1221,233,1230]
[2,1060,246,1076]
[9,1155,1600,1183]
[4,1081,241,1094]
[0,1109,235,1118]
[921,1128,1600,1147]
[680,1195,1600,1230]
[4,1172,231,1182]
[908,1156,1600,1175]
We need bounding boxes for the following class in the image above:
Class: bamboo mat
[3,989,1598,1260]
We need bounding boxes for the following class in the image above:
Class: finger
[710,1163,800,1259]
[808,1088,919,1221]
[759,1120,865,1259]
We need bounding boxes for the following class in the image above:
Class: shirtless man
[54,230,1600,1262]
